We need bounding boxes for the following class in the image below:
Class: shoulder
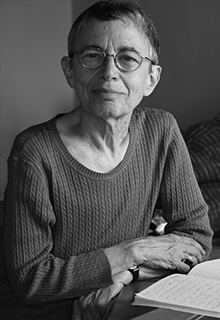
[133,106,178,135]
[8,116,57,163]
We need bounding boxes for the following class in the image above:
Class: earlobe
[61,56,75,89]
[144,65,162,97]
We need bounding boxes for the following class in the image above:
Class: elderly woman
[1,1,213,320]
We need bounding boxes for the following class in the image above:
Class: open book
[133,259,220,318]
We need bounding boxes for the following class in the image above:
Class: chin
[95,100,131,117]
[100,107,130,120]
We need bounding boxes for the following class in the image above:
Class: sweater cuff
[96,248,113,285]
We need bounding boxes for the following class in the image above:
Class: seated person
[0,1,213,319]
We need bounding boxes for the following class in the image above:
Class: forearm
[159,121,213,258]
[5,247,112,305]
[163,188,213,258]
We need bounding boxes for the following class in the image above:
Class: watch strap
[128,265,139,281]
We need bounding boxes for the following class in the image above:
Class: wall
[1,0,220,198]
[139,0,220,129]
[0,0,74,199]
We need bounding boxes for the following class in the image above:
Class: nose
[98,55,119,81]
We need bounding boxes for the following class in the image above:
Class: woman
[1,1,213,319]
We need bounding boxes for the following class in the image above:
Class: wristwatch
[128,265,139,281]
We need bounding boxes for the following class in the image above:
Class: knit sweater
[1,107,213,319]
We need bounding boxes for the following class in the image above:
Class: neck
[76,107,132,155]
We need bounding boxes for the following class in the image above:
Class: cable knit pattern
[0,107,213,320]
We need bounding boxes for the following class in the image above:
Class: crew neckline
[48,113,138,179]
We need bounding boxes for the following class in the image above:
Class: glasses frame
[71,47,156,73]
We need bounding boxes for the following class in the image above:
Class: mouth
[92,88,124,96]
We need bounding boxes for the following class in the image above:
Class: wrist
[113,270,133,285]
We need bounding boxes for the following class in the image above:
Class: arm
[103,116,213,275]
[158,118,213,257]
[4,158,112,305]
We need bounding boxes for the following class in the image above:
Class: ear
[144,64,162,97]
[61,56,75,89]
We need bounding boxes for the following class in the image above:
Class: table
[105,239,220,320]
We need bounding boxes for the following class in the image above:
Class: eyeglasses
[71,47,156,73]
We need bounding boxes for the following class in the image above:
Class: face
[62,19,161,120]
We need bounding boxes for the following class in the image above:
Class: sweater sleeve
[158,117,213,257]
[4,157,112,306]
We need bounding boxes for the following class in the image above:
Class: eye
[119,50,140,61]
[81,49,103,60]
[121,54,138,63]
[79,48,104,68]
[117,51,141,68]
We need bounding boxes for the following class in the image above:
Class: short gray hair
[67,0,160,64]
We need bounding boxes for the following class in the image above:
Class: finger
[149,247,195,272]
[87,293,104,320]
[177,261,192,273]
[183,256,194,267]
[71,311,82,320]
[94,283,124,317]
[176,252,200,273]
[164,234,205,262]
[72,300,83,320]
[79,292,104,320]
[77,294,94,320]
[180,237,205,256]
[183,246,203,263]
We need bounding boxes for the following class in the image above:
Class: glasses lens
[116,51,141,72]
[79,48,104,69]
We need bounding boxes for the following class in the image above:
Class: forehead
[75,19,150,53]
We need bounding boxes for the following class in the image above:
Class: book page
[134,274,220,317]
[189,258,220,281]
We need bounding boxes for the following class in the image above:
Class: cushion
[183,113,220,232]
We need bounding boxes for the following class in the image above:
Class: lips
[92,88,124,95]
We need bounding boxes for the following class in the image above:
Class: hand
[135,234,205,273]
[104,234,206,275]
[71,271,132,320]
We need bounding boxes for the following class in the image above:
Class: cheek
[126,80,147,105]
[73,68,86,88]
[72,68,93,99]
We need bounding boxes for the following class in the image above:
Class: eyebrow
[118,45,139,52]
[80,44,140,53]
